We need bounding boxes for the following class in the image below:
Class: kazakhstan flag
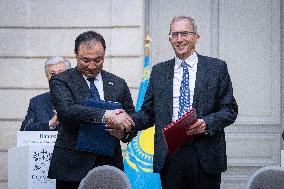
[124,34,162,189]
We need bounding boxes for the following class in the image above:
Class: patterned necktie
[87,78,100,99]
[178,61,190,118]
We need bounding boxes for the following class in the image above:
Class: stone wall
[0,1,145,188]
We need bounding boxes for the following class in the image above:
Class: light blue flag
[124,34,162,189]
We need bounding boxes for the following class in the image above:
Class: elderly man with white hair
[20,56,71,131]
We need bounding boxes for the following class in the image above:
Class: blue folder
[76,98,122,156]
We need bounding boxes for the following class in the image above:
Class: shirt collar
[174,52,198,69]
[83,72,102,82]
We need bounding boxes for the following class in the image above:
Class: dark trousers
[56,179,80,189]
[159,144,221,189]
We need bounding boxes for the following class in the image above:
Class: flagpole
[145,33,151,56]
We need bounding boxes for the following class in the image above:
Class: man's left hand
[186,119,206,135]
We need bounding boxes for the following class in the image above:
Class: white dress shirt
[84,72,105,100]
[172,52,198,121]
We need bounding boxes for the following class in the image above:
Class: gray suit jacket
[48,67,135,182]
[132,54,238,174]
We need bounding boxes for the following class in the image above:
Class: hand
[49,111,59,129]
[106,128,125,139]
[103,109,134,132]
[186,119,206,136]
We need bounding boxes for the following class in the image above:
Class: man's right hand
[103,109,134,132]
[49,113,59,130]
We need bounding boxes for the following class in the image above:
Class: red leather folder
[162,109,197,155]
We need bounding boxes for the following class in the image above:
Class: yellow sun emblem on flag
[125,127,155,172]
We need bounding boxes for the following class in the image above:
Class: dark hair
[74,31,106,54]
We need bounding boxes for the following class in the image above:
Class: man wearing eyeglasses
[130,16,238,189]
[47,31,135,189]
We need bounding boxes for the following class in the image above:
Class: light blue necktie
[178,61,190,118]
[87,78,100,100]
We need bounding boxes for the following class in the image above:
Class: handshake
[103,109,134,139]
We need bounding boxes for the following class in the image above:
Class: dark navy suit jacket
[20,92,58,131]
[132,54,238,174]
[48,67,135,182]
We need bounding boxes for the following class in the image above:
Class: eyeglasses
[77,56,104,64]
[169,31,196,38]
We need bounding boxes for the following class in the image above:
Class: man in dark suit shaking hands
[48,31,135,189]
[131,16,238,189]
[20,56,71,131]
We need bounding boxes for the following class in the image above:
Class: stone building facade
[0,0,283,188]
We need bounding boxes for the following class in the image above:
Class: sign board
[9,145,55,189]
[8,131,58,189]
[17,131,57,147]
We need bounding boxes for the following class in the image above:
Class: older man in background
[20,56,71,131]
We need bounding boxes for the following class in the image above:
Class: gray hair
[170,16,198,33]
[44,56,71,75]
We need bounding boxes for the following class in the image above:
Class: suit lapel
[72,67,92,100]
[193,54,208,108]
[46,92,54,118]
[164,59,175,119]
[101,70,114,101]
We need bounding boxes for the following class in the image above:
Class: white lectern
[8,131,57,189]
